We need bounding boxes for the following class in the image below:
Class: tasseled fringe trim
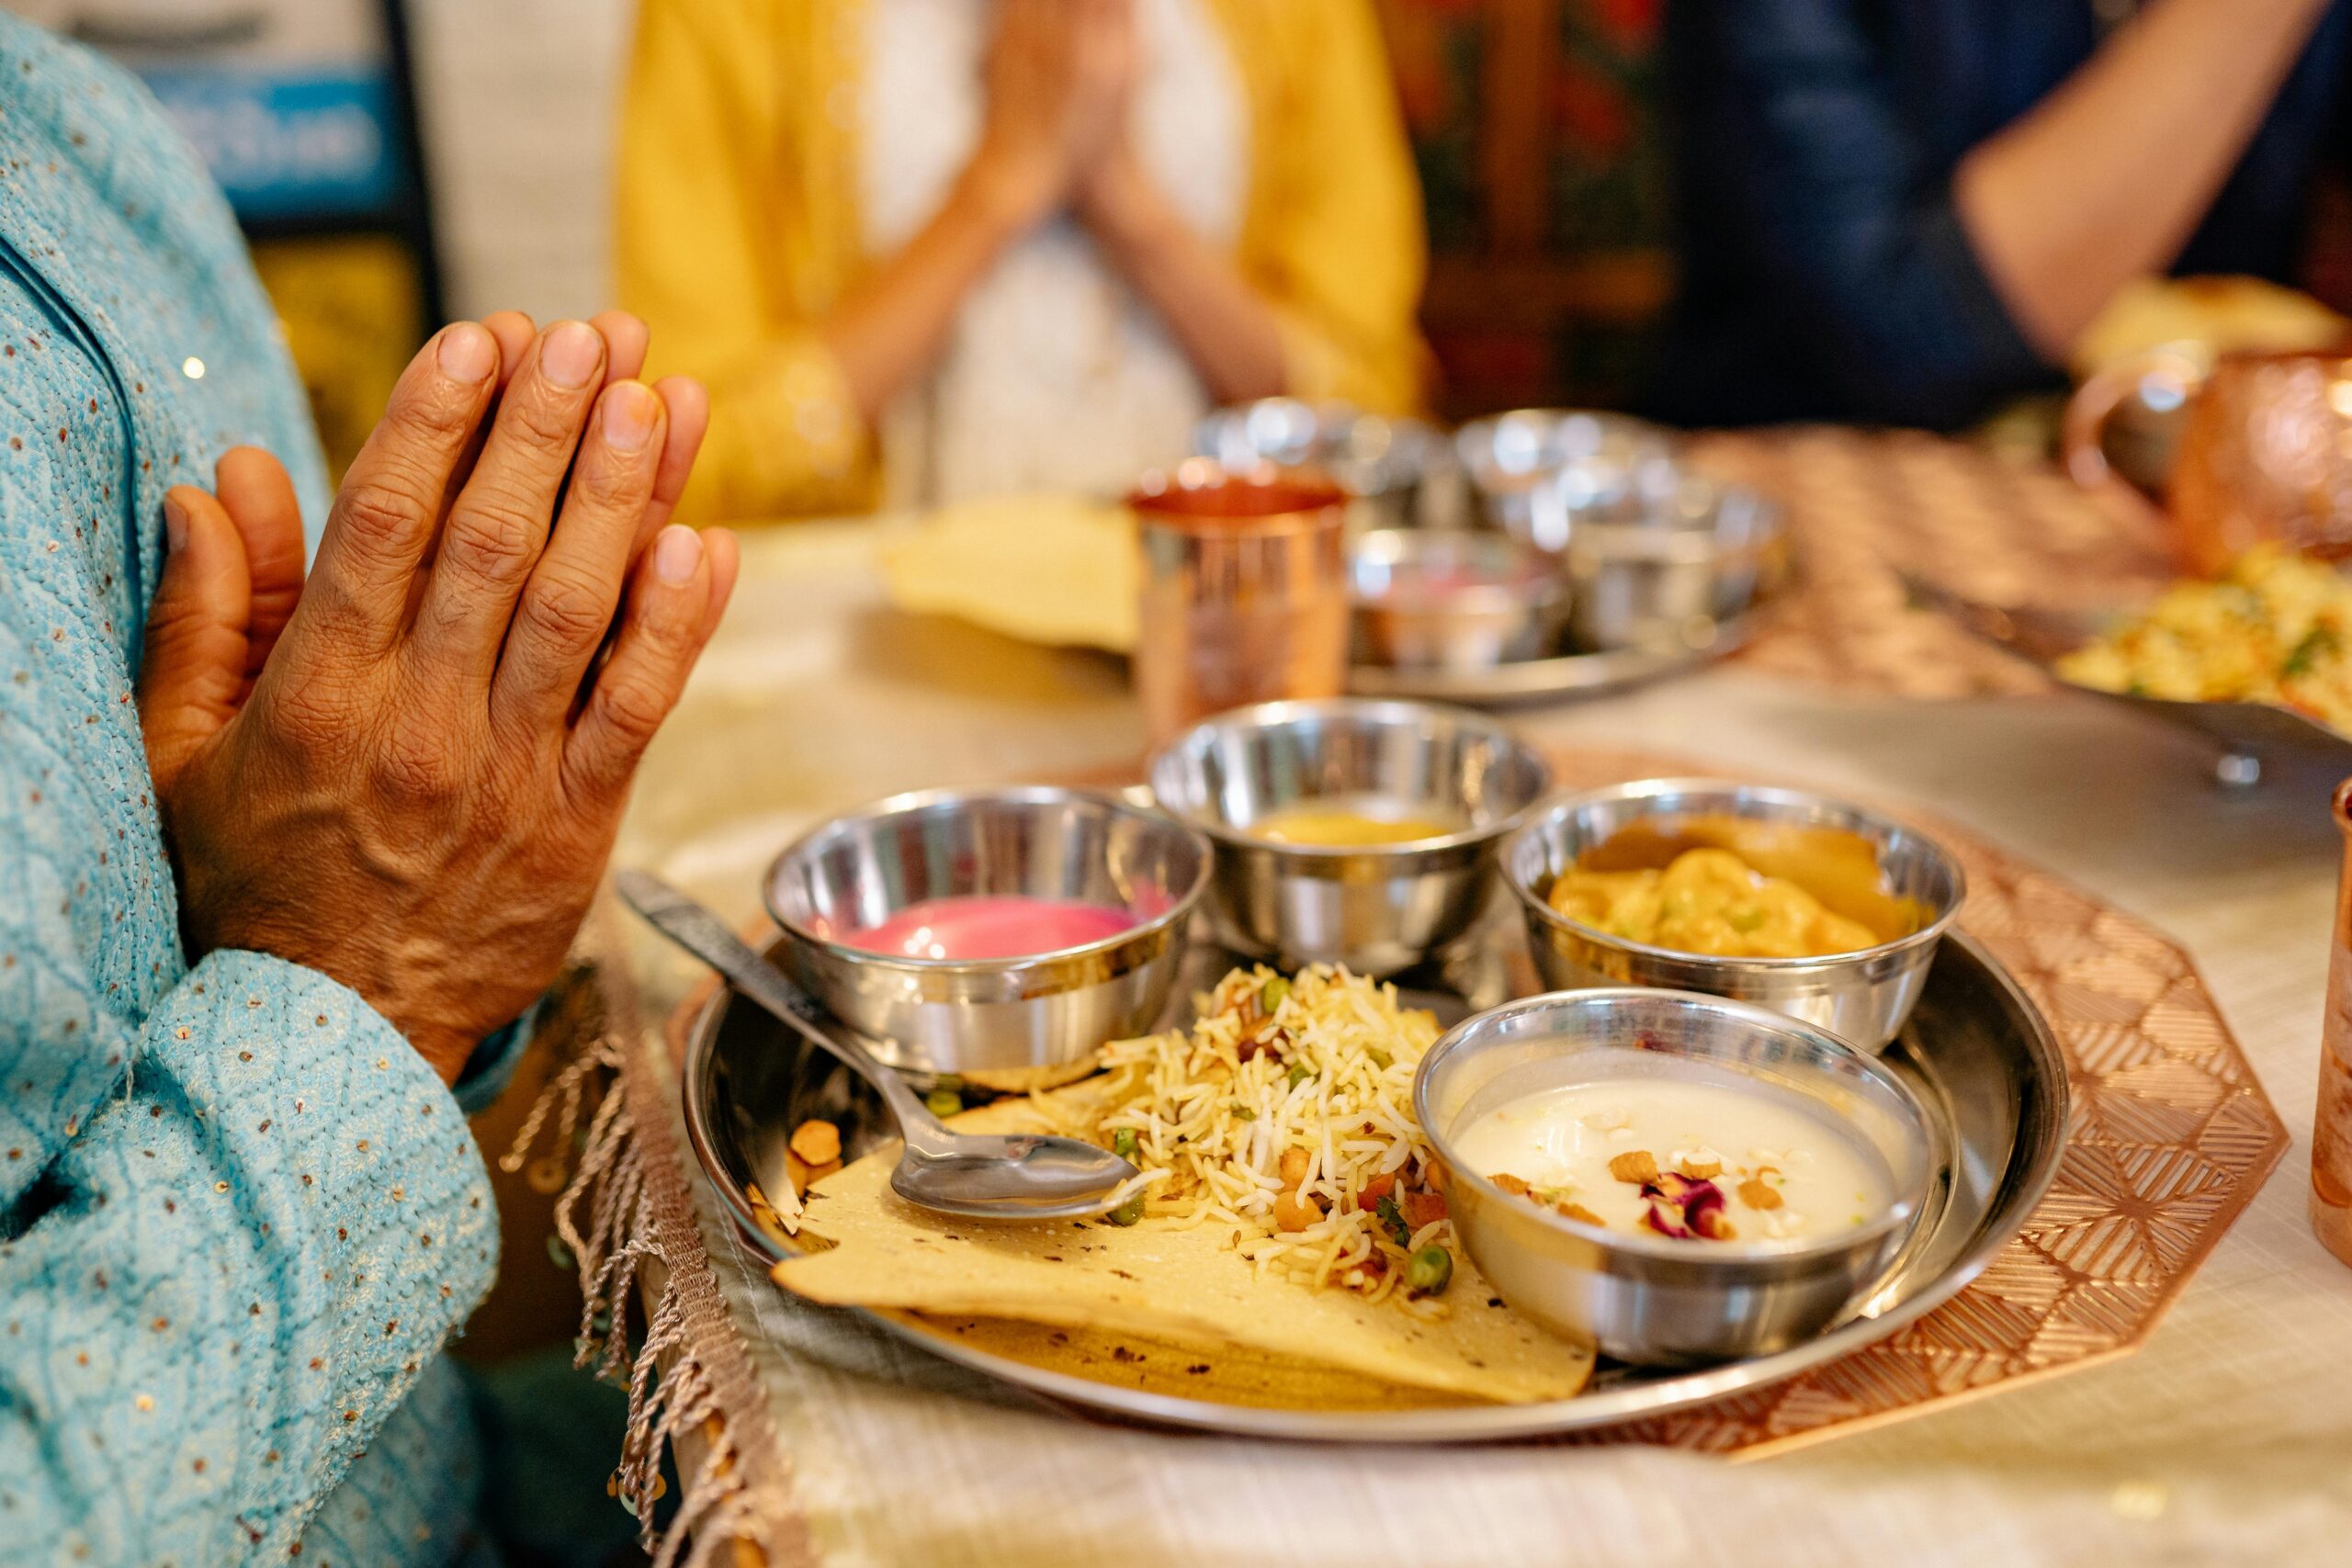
[503,1036,780,1568]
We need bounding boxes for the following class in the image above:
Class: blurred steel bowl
[763,786,1211,1075]
[1147,699,1551,976]
[1350,528,1568,671]
[1502,780,1966,1050]
[1195,400,1456,530]
[1455,410,1679,550]
[1562,476,1786,652]
[1415,987,1936,1364]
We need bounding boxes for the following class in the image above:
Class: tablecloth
[577,436,2352,1566]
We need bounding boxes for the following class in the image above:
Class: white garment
[859,0,1248,506]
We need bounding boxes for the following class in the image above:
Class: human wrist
[955,145,1061,240]
[1078,151,1176,256]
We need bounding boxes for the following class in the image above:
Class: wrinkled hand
[967,0,1136,228]
[138,315,736,1081]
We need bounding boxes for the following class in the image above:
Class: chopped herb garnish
[1374,1193,1411,1248]
[1230,1104,1257,1122]
[1285,1063,1315,1090]
[2286,625,2340,677]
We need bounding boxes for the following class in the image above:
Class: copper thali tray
[679,923,2068,1443]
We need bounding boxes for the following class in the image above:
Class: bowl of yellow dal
[1148,698,1551,976]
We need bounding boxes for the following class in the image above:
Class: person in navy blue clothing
[1652,0,2352,429]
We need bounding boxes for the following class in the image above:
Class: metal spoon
[616,871,1141,1221]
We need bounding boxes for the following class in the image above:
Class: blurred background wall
[6,0,1673,468]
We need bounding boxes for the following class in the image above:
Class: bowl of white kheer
[1414,987,1935,1365]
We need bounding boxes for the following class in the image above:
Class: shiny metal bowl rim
[763,784,1212,976]
[1502,778,1968,975]
[1147,696,1555,861]
[1412,985,1936,1264]
[1351,528,1566,616]
[1453,408,1678,478]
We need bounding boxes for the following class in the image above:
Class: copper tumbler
[2316,777,2352,1269]
[1129,460,1350,746]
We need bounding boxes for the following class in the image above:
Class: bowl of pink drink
[765,786,1213,1076]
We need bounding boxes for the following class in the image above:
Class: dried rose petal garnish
[1640,1171,1736,1240]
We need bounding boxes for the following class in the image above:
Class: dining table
[572,429,2352,1568]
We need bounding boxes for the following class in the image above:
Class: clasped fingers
[491,380,669,737]
[561,524,737,813]
[405,321,611,689]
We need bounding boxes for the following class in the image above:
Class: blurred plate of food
[1907,545,2352,780]
[877,492,1141,651]
[874,451,1785,707]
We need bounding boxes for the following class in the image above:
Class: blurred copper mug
[2315,776,2352,1270]
[2065,346,2352,575]
[1129,460,1349,747]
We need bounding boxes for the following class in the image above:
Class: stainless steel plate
[1348,604,1762,705]
[680,925,2066,1442]
[1905,570,2352,785]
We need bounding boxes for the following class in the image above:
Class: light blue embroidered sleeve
[0,950,500,1565]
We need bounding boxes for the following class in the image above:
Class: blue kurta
[0,17,502,1564]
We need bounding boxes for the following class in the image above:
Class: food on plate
[2069,275,2346,378]
[768,965,1598,1403]
[1072,965,1457,1301]
[1555,811,1921,956]
[1453,1071,1893,1245]
[788,1118,842,1167]
[876,492,1139,650]
[921,1316,1476,1412]
[825,895,1139,960]
[1247,796,1469,848]
[1551,848,1883,958]
[2055,545,2352,730]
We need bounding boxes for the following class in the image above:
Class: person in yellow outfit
[617,0,1428,524]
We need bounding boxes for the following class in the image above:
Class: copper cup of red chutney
[1129,460,1351,747]
[2314,777,2352,1269]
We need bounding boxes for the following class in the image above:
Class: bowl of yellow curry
[1501,781,1965,1051]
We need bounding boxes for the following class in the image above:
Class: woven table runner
[1690,427,2177,697]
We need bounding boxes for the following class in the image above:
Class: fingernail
[652,525,702,585]
[163,494,188,553]
[437,322,496,382]
[601,382,658,452]
[540,321,603,389]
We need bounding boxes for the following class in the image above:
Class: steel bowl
[1455,410,1679,551]
[1350,528,1569,671]
[763,786,1212,1074]
[1415,987,1936,1364]
[1562,476,1787,652]
[1147,699,1551,976]
[1195,400,1458,531]
[1502,780,1966,1051]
